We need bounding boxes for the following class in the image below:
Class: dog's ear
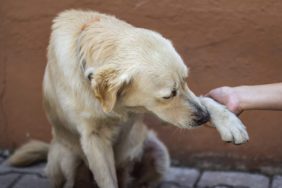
[89,67,131,113]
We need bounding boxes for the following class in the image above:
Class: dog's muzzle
[195,112,210,125]
[193,106,210,126]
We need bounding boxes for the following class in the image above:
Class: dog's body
[8,10,249,188]
[43,10,171,188]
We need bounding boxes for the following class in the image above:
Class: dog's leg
[114,118,148,188]
[80,132,118,188]
[114,118,148,166]
[46,142,67,188]
[46,141,81,188]
[61,148,81,188]
[114,118,170,188]
[200,97,249,144]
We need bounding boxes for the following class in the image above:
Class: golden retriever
[8,10,249,188]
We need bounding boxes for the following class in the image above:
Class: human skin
[206,83,282,115]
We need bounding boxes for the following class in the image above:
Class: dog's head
[86,28,209,128]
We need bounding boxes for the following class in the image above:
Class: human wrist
[233,85,252,112]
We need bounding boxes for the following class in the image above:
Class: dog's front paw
[215,113,249,145]
[200,97,249,145]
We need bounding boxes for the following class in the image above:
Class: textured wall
[1,0,282,172]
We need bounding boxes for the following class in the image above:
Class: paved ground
[0,154,281,188]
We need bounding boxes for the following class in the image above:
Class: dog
[8,10,249,188]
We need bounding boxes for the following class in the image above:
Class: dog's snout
[195,113,210,125]
[194,108,210,126]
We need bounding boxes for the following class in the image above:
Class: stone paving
[0,155,282,188]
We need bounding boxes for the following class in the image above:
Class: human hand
[206,86,242,115]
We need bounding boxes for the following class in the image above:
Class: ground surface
[0,154,281,188]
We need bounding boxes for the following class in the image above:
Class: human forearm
[234,83,282,111]
[206,83,282,114]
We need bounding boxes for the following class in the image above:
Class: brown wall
[1,0,282,172]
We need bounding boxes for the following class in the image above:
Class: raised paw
[215,112,249,145]
[200,97,249,145]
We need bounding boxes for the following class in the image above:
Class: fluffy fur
[8,140,49,166]
[8,10,249,188]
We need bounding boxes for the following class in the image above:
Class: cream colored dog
[8,10,249,188]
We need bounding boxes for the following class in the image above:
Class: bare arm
[206,83,282,114]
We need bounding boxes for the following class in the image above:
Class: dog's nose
[194,111,210,125]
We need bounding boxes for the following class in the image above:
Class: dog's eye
[172,89,177,97]
[87,73,93,81]
[162,96,171,100]
[162,89,177,99]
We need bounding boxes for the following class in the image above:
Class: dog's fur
[8,10,249,188]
